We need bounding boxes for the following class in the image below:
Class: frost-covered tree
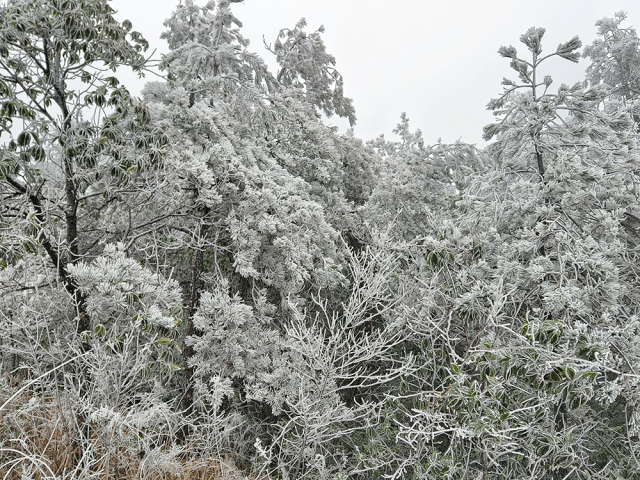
[364,113,482,241]
[267,17,356,126]
[6,3,640,479]
[583,11,640,137]
[389,26,640,480]
[142,2,381,444]
[184,231,424,479]
[584,12,640,104]
[0,1,182,475]
[0,242,184,476]
[0,0,166,343]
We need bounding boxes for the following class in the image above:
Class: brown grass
[0,389,260,480]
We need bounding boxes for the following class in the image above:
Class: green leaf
[31,145,45,161]
[16,131,30,147]
[536,443,551,457]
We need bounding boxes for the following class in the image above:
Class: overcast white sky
[110,0,640,146]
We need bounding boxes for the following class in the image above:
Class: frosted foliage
[184,239,417,478]
[161,0,255,84]
[145,79,348,301]
[68,243,182,329]
[88,398,175,442]
[584,12,640,105]
[7,2,640,479]
[188,281,279,386]
[379,24,640,476]
[365,114,482,241]
[248,240,421,479]
[389,69,640,479]
[270,18,356,124]
[228,163,346,296]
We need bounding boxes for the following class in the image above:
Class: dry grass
[0,386,258,480]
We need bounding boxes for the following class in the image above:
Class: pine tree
[393,25,640,479]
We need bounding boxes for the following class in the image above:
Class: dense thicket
[1,2,640,479]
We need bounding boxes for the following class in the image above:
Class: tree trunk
[181,243,204,415]
[180,208,211,421]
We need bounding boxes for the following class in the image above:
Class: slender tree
[0,0,165,342]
